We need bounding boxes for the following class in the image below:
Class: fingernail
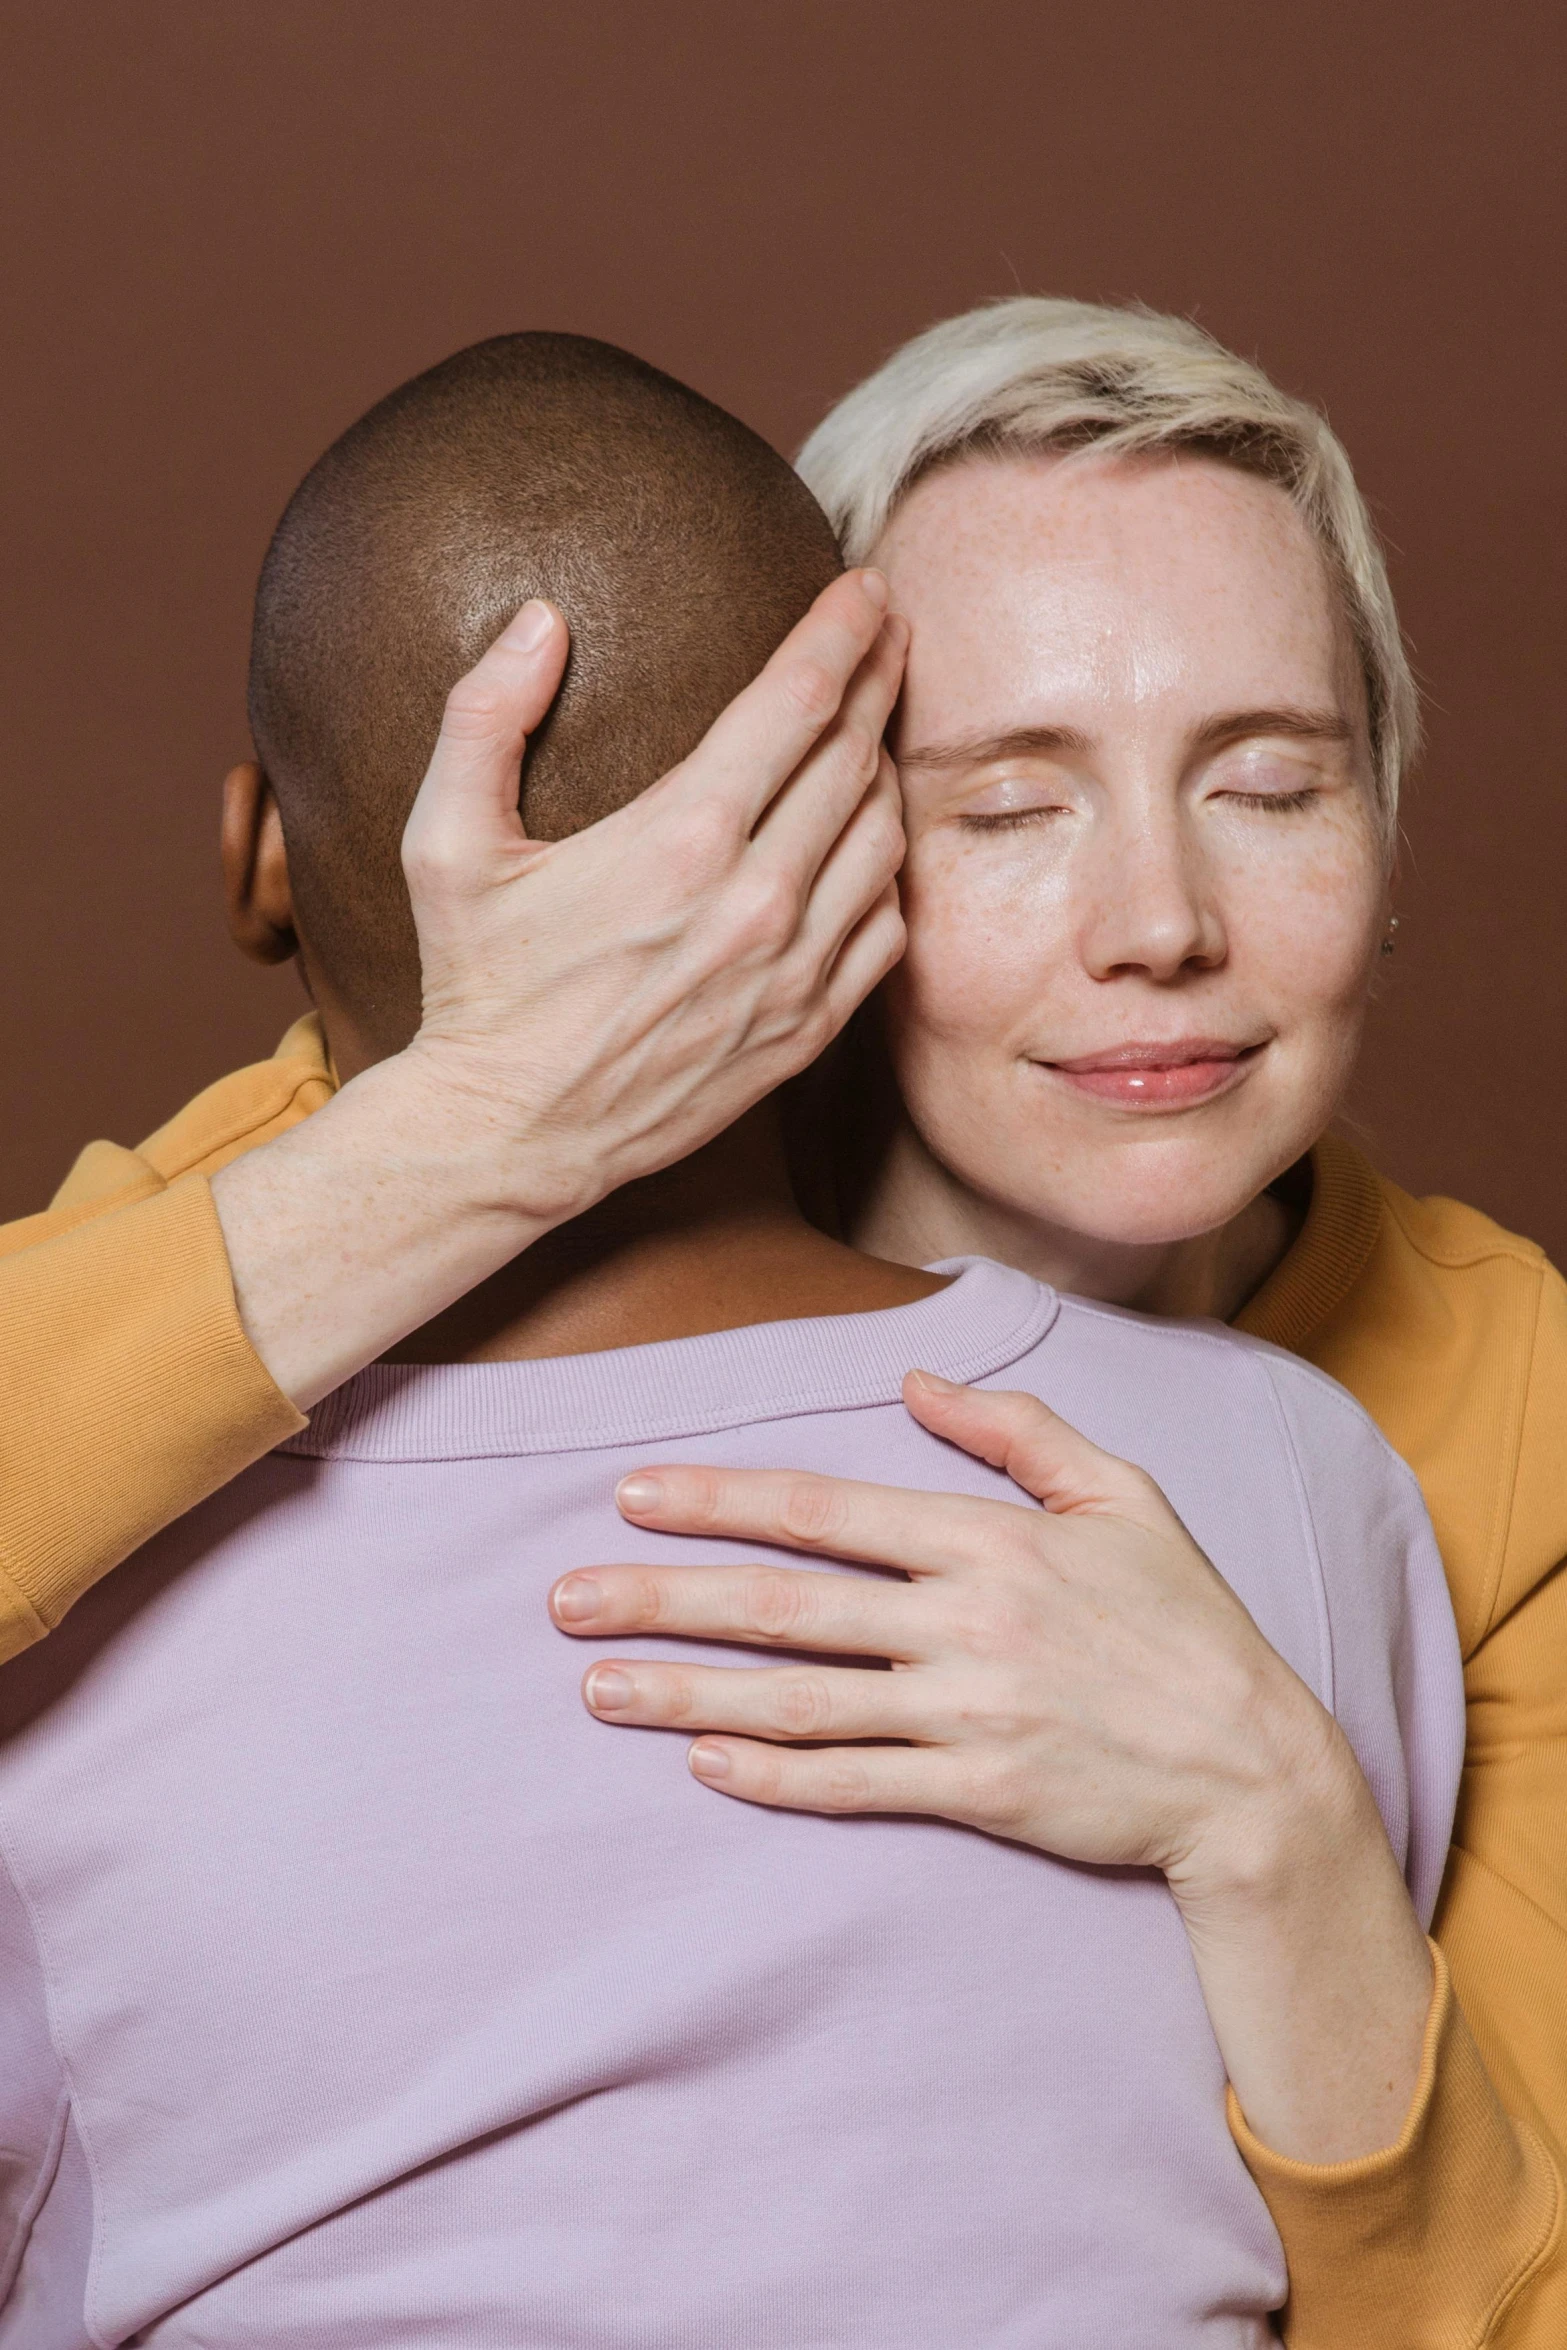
[689,1741,731,1781]
[616,1474,666,1516]
[906,1368,959,1394]
[552,1576,603,1624]
[858,568,889,610]
[585,1666,634,1713]
[509,598,554,652]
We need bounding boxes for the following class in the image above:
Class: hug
[1,303,1560,2346]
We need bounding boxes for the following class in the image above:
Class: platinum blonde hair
[797,297,1416,844]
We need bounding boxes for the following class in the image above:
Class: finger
[901,1374,1167,1521]
[665,571,892,831]
[820,882,907,1031]
[749,613,909,886]
[614,1461,1027,1577]
[400,600,570,871]
[550,1560,925,1655]
[686,1736,959,1818]
[791,756,906,973]
[580,1658,914,1742]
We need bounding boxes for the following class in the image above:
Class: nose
[1078,807,1226,983]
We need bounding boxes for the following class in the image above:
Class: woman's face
[873,451,1388,1257]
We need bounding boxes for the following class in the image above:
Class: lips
[1040,1038,1265,1108]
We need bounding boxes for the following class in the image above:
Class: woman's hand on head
[397,574,909,1228]
[212,575,906,1410]
[550,1375,1340,1900]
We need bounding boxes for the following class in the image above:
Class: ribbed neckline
[280,1258,1057,1462]
[1233,1130,1386,1352]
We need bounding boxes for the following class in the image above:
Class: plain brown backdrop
[2,3,1564,1254]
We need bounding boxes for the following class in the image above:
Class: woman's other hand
[550,1375,1437,2163]
[552,1373,1329,1891]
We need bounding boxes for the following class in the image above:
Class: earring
[1380,913,1400,958]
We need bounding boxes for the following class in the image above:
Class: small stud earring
[1381,913,1400,958]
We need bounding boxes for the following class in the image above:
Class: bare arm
[213,575,907,1407]
[548,1375,1433,2164]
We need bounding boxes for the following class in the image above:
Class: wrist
[1166,1693,1369,1924]
[358,1037,604,1236]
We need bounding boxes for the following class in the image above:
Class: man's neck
[382,1105,946,1365]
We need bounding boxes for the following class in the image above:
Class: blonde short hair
[797,297,1416,843]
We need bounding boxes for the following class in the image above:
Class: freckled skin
[856,451,1390,1320]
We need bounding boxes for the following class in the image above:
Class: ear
[221,761,298,965]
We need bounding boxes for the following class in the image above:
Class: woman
[551,302,1567,2345]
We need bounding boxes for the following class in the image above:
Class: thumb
[402,600,570,877]
[901,1371,1160,1519]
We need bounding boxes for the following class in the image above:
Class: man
[0,513,902,1655]
[0,335,1458,2346]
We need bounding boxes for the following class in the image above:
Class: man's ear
[221,761,298,965]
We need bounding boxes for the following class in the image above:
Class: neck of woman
[847,1126,1302,1325]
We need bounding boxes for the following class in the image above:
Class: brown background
[3,3,1564,1254]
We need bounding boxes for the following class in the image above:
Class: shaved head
[248,333,842,1048]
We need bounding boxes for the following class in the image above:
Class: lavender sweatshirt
[0,1260,1462,2348]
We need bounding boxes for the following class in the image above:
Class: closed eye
[1221,786,1320,815]
[957,805,1070,833]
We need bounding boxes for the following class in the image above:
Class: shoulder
[133,1014,335,1184]
[1041,1287,1421,1527]
[1245,1137,1567,1650]
[1379,1173,1552,1279]
[1,1017,335,1256]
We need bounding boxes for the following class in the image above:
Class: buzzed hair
[248,333,842,1049]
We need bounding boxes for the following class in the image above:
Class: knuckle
[626,1571,676,1631]
[818,1757,872,1812]
[728,869,799,956]
[666,797,736,884]
[400,822,461,887]
[960,1593,1026,1661]
[665,1673,703,1725]
[746,1571,818,1643]
[439,678,507,739]
[1125,1464,1165,1509]
[666,1467,724,1530]
[782,657,841,730]
[837,720,883,787]
[792,997,838,1061]
[775,1476,847,1549]
[961,1758,1029,1835]
[775,1673,833,1737]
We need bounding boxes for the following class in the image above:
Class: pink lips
[1043,1037,1264,1107]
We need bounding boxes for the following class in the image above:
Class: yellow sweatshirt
[1,1020,1563,2345]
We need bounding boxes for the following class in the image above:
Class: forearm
[1231,1946,1564,2348]
[1173,1723,1435,2164]
[210,1046,576,1409]
[0,1178,303,1653]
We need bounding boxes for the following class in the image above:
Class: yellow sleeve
[1232,1241,1567,2344]
[0,1175,305,1662]
[1231,1947,1563,2347]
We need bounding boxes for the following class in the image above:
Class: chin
[964,1112,1296,1253]
[1039,1177,1265,1250]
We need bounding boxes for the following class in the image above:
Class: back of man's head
[249,333,842,1048]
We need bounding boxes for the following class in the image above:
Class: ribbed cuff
[1229,1944,1563,2346]
[0,1176,305,1654]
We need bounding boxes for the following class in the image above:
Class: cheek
[889,835,1073,1046]
[1226,820,1383,1024]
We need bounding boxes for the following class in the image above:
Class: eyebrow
[898,706,1355,770]
[897,723,1093,770]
